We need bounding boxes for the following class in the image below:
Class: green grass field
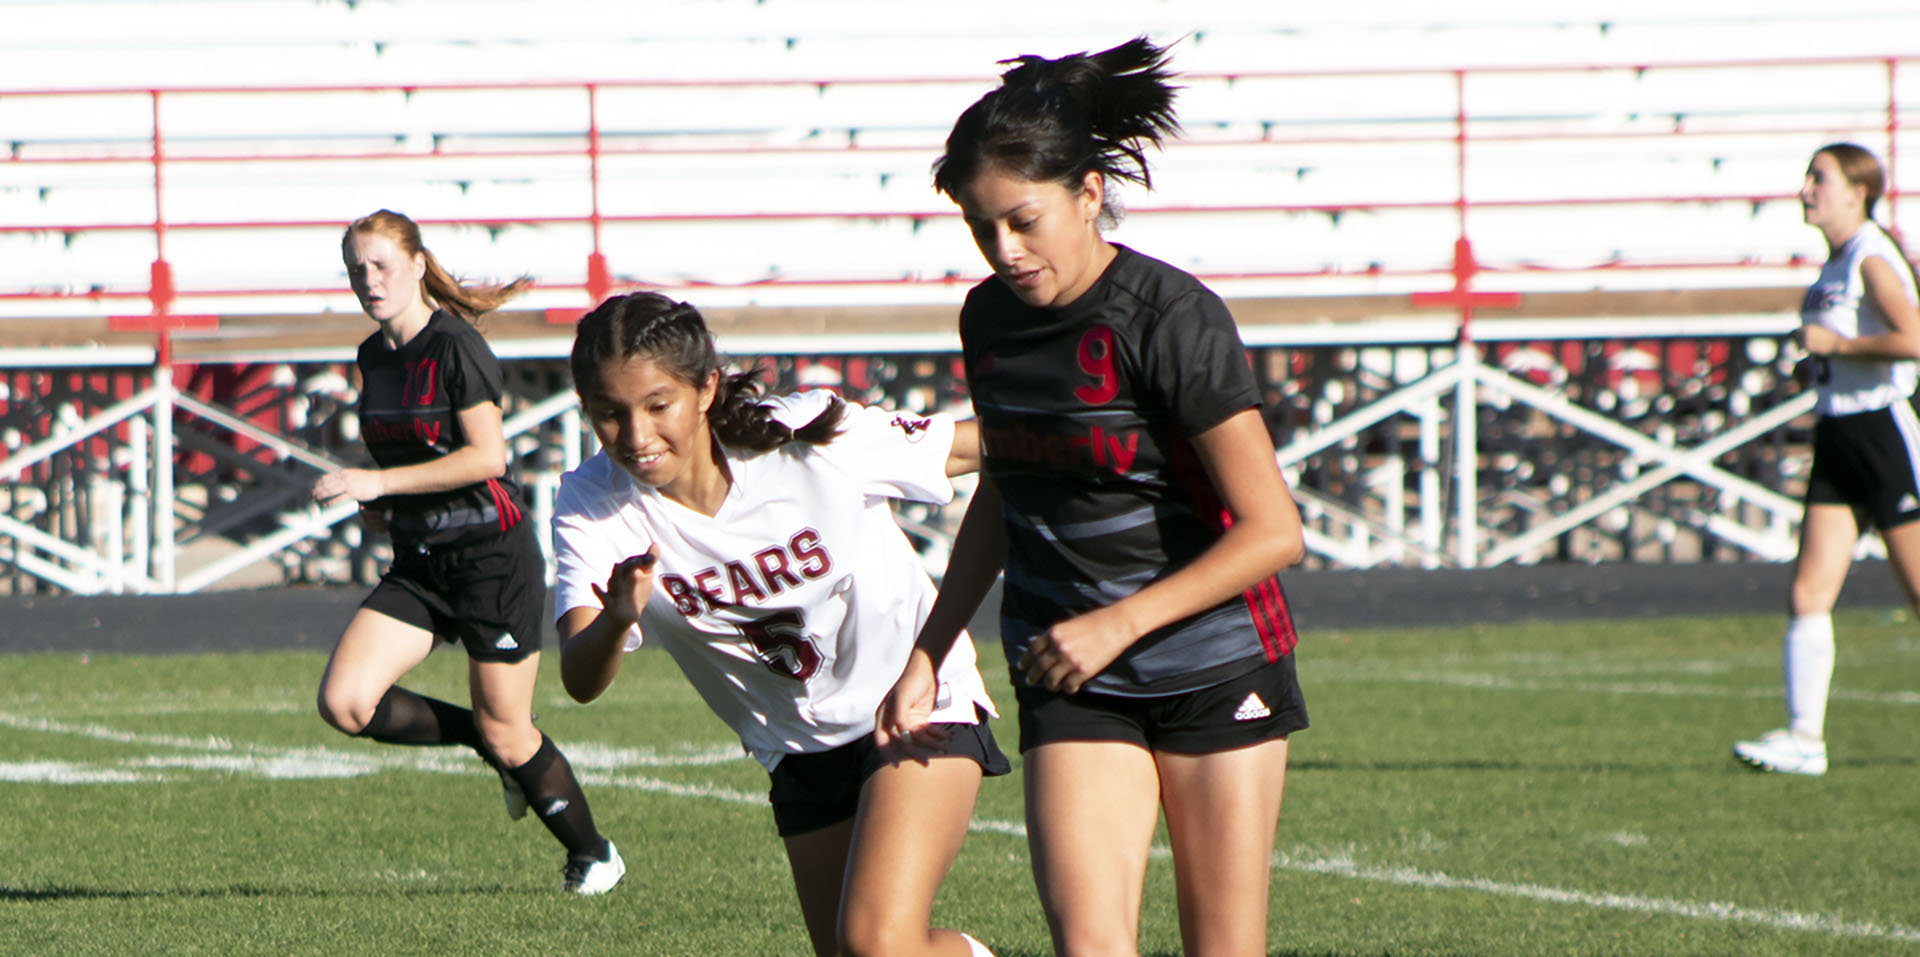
[3,608,1917,956]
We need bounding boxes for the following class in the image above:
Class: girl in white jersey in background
[1734,143,1920,776]
[878,38,1308,956]
[552,292,1006,957]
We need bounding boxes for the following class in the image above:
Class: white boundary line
[1338,672,1920,705]
[5,713,1919,944]
[1274,851,1920,944]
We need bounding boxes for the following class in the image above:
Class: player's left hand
[874,648,951,763]
[313,467,386,506]
[1020,606,1137,694]
[1796,324,1841,357]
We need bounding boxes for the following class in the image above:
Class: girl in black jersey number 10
[876,38,1310,955]
[553,292,1005,957]
[313,209,623,894]
[1732,144,1920,777]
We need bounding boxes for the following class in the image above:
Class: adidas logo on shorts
[1899,493,1920,514]
[1233,692,1271,722]
[494,632,519,651]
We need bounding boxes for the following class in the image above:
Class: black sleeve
[1137,288,1260,437]
[441,325,505,413]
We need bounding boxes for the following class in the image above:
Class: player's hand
[1019,606,1137,694]
[1795,325,1841,357]
[358,504,389,535]
[313,467,386,506]
[591,552,657,626]
[874,648,951,763]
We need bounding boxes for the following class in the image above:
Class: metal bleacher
[3,0,1920,592]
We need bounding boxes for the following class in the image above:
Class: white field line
[1347,673,1920,705]
[7,716,1920,944]
[0,709,748,781]
[0,693,309,717]
[1275,850,1920,944]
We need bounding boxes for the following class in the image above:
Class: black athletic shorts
[1805,398,1920,531]
[1015,651,1308,755]
[768,707,1011,838]
[360,518,545,664]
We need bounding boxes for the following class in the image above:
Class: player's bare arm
[559,552,656,703]
[945,418,982,477]
[875,476,1005,755]
[313,401,509,504]
[1800,256,1920,359]
[1019,407,1305,693]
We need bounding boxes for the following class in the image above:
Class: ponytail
[569,292,844,453]
[343,209,529,323]
[934,36,1181,221]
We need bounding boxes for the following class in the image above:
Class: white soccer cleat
[498,769,529,821]
[1732,729,1828,776]
[959,932,996,957]
[564,841,626,895]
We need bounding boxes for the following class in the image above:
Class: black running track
[0,562,1906,655]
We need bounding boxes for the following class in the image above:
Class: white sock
[959,932,995,957]
[1782,612,1835,740]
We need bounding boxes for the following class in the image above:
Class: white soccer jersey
[1803,223,1920,417]
[552,394,996,771]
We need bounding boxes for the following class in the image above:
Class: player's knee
[315,687,371,736]
[475,717,539,767]
[836,906,923,957]
[1045,915,1138,957]
[1787,579,1837,617]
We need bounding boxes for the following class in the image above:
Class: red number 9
[1074,326,1119,405]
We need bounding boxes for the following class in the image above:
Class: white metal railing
[2,314,1829,593]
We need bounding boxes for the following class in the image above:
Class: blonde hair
[341,209,530,322]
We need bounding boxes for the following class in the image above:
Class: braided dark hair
[569,292,842,452]
[933,36,1181,223]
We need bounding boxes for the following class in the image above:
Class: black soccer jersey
[355,310,525,548]
[961,244,1297,696]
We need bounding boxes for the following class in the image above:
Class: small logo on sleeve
[891,415,932,441]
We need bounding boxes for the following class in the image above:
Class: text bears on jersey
[656,527,833,616]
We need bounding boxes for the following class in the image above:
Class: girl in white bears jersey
[554,292,1003,957]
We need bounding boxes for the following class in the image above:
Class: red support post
[586,83,609,304]
[127,90,216,365]
[1888,58,1900,235]
[149,90,170,325]
[1410,72,1520,339]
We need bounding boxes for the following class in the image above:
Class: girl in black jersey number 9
[875,38,1310,955]
[313,209,623,895]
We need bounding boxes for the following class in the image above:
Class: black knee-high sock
[355,686,488,759]
[506,733,610,862]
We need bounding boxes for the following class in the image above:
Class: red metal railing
[0,54,1911,360]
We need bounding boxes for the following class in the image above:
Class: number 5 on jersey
[737,609,822,681]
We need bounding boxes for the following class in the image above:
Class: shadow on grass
[0,884,515,901]
[1288,757,1665,773]
[1291,755,1920,773]
[997,951,1457,957]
